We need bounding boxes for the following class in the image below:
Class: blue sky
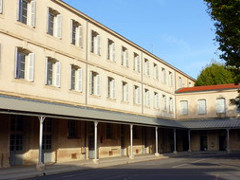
[63,0,222,79]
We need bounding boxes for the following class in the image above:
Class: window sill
[121,65,129,69]
[106,97,116,102]
[46,33,62,41]
[70,43,84,51]
[16,21,35,30]
[89,94,101,98]
[133,103,141,107]
[90,52,101,57]
[121,100,129,105]
[13,78,34,85]
[69,90,83,95]
[107,59,116,64]
[144,105,151,109]
[44,85,61,90]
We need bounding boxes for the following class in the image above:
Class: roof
[176,84,240,94]
[0,95,183,128]
[1,94,240,129]
[180,118,240,129]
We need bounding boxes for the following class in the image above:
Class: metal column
[173,128,177,154]
[130,124,134,159]
[93,121,99,164]
[37,116,45,170]
[155,127,160,156]
[226,129,230,153]
[188,130,191,152]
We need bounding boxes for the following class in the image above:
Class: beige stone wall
[0,0,195,122]
[190,131,200,151]
[230,130,240,151]
[176,90,240,120]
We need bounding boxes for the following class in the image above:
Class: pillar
[93,121,99,164]
[36,116,45,171]
[226,129,230,153]
[155,127,160,156]
[130,124,134,159]
[188,130,191,152]
[173,128,177,154]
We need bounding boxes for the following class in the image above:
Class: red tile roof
[176,83,240,93]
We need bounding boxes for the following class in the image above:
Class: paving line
[192,159,205,163]
[172,163,188,168]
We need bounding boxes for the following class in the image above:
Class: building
[0,0,239,169]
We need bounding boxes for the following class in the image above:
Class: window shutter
[112,43,115,62]
[137,56,140,72]
[57,15,62,38]
[181,101,188,115]
[126,83,129,101]
[126,50,129,67]
[90,31,94,52]
[28,53,35,81]
[138,87,140,104]
[69,65,72,89]
[97,35,101,55]
[0,43,1,65]
[198,100,206,114]
[14,47,18,79]
[0,0,3,14]
[217,99,225,113]
[45,58,48,84]
[47,8,50,33]
[18,0,23,21]
[79,25,83,48]
[30,0,36,27]
[70,20,73,44]
[55,61,61,87]
[77,68,82,92]
[113,79,115,98]
[97,74,100,95]
[121,49,123,65]
[89,71,93,94]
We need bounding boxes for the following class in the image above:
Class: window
[106,124,113,139]
[71,20,83,47]
[14,48,35,81]
[169,97,173,113]
[198,99,206,115]
[133,85,140,104]
[91,30,100,55]
[70,65,82,92]
[169,71,173,86]
[217,98,226,113]
[89,71,100,96]
[45,57,61,87]
[47,8,62,38]
[162,95,167,111]
[180,100,188,115]
[178,77,182,88]
[0,0,3,14]
[154,92,159,109]
[144,89,150,107]
[122,81,129,102]
[133,53,140,72]
[121,46,128,67]
[68,120,78,138]
[144,59,150,76]
[161,68,166,84]
[107,39,115,62]
[107,77,115,99]
[153,63,159,80]
[17,0,36,27]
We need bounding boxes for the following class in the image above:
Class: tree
[195,63,234,86]
[204,0,240,70]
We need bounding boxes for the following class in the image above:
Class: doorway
[121,125,125,156]
[43,119,53,163]
[9,116,24,166]
[200,131,208,151]
[88,122,95,159]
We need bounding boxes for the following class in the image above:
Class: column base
[36,163,45,171]
[188,149,192,152]
[93,159,99,164]
[227,149,231,153]
[173,151,177,154]
[155,153,160,156]
[129,155,135,159]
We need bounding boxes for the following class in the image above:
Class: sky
[63,0,222,79]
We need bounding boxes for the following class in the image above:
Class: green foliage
[195,63,234,86]
[204,0,240,69]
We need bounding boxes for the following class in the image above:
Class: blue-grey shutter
[55,61,61,87]
[57,15,62,38]
[14,47,18,79]
[30,0,36,27]
[79,25,83,48]
[18,0,23,21]
[45,58,48,84]
[77,68,82,92]
[28,53,35,81]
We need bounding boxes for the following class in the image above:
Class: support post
[93,121,99,164]
[36,116,46,171]
[155,127,160,156]
[226,129,230,153]
[188,130,191,152]
[173,128,177,154]
[130,124,134,159]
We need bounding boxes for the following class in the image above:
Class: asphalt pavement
[28,153,240,180]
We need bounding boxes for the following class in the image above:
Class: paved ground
[29,153,240,180]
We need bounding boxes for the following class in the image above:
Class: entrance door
[43,119,53,163]
[142,127,147,154]
[88,122,94,159]
[200,131,208,151]
[10,116,24,166]
[121,125,125,156]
